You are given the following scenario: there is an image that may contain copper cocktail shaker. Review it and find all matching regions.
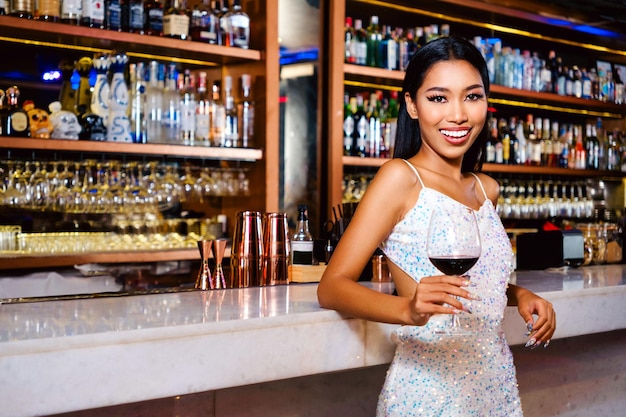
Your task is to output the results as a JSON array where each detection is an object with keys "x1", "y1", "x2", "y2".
[
  {"x1": 261, "y1": 212, "x2": 290, "y2": 285},
  {"x1": 230, "y1": 210, "x2": 263, "y2": 287}
]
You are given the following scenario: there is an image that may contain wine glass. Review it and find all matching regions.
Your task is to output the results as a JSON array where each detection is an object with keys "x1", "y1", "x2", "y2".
[{"x1": 426, "y1": 205, "x2": 481, "y2": 335}]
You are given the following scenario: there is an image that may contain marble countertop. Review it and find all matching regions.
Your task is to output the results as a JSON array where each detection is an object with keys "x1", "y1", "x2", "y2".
[{"x1": 1, "y1": 264, "x2": 625, "y2": 416}]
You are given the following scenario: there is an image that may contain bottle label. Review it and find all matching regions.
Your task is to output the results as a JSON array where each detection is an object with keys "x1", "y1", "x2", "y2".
[
  {"x1": 163, "y1": 14, "x2": 190, "y2": 37},
  {"x1": 148, "y1": 8, "x2": 163, "y2": 31},
  {"x1": 82, "y1": 0, "x2": 104, "y2": 21},
  {"x1": 39, "y1": 0, "x2": 60, "y2": 17},
  {"x1": 10, "y1": 112, "x2": 28, "y2": 132},
  {"x1": 292, "y1": 241, "x2": 314, "y2": 265},
  {"x1": 129, "y1": 3, "x2": 144, "y2": 30}
]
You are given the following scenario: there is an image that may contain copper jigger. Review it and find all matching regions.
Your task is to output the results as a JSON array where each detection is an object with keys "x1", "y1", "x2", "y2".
[
  {"x1": 261, "y1": 212, "x2": 290, "y2": 285},
  {"x1": 195, "y1": 240, "x2": 214, "y2": 290},
  {"x1": 212, "y1": 239, "x2": 227, "y2": 289},
  {"x1": 230, "y1": 210, "x2": 263, "y2": 288}
]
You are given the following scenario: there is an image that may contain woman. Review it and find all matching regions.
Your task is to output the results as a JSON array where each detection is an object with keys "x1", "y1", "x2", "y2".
[{"x1": 317, "y1": 35, "x2": 556, "y2": 416}]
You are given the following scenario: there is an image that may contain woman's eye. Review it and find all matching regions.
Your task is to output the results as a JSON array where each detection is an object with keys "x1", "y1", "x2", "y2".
[
  {"x1": 427, "y1": 95, "x2": 446, "y2": 103},
  {"x1": 467, "y1": 93, "x2": 484, "y2": 101}
]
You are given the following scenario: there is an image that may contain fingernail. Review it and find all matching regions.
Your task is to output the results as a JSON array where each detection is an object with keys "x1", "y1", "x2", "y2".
[
  {"x1": 544, "y1": 340, "x2": 551, "y2": 348},
  {"x1": 531, "y1": 342, "x2": 541, "y2": 350},
  {"x1": 467, "y1": 292, "x2": 482, "y2": 301},
  {"x1": 526, "y1": 321, "x2": 534, "y2": 332},
  {"x1": 525, "y1": 338, "x2": 536, "y2": 348}
]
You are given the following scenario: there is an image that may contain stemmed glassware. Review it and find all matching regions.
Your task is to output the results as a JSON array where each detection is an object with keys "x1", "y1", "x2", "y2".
[{"x1": 426, "y1": 205, "x2": 481, "y2": 335}]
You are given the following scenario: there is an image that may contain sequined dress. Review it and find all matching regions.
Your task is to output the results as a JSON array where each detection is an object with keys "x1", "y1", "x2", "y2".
[{"x1": 379, "y1": 161, "x2": 523, "y2": 416}]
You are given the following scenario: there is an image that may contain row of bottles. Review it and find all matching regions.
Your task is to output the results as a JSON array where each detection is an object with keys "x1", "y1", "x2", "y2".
[
  {"x1": 486, "y1": 113, "x2": 626, "y2": 172},
  {"x1": 343, "y1": 90, "x2": 399, "y2": 158},
  {"x1": 343, "y1": 15, "x2": 625, "y2": 105},
  {"x1": 0, "y1": 53, "x2": 256, "y2": 147},
  {"x1": 0, "y1": 0, "x2": 250, "y2": 48}
]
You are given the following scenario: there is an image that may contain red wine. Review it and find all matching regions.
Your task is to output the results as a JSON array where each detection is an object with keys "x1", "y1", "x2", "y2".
[{"x1": 429, "y1": 257, "x2": 478, "y2": 275}]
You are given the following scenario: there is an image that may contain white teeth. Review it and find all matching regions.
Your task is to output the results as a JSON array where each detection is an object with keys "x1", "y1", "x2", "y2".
[{"x1": 441, "y1": 129, "x2": 469, "y2": 138}]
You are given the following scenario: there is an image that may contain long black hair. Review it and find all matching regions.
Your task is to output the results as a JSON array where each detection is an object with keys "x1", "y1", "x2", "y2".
[{"x1": 393, "y1": 35, "x2": 490, "y2": 172}]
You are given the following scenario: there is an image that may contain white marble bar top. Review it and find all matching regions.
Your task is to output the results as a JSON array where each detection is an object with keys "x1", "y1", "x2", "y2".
[{"x1": 1, "y1": 264, "x2": 625, "y2": 417}]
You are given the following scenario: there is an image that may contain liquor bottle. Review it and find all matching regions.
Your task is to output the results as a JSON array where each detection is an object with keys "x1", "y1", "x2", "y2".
[
  {"x1": 3, "y1": 86, "x2": 30, "y2": 137},
  {"x1": 145, "y1": 61, "x2": 164, "y2": 142},
  {"x1": 0, "y1": 0, "x2": 5, "y2": 14},
  {"x1": 226, "y1": 0, "x2": 249, "y2": 49},
  {"x1": 9, "y1": 0, "x2": 34, "y2": 17},
  {"x1": 547, "y1": 50, "x2": 558, "y2": 94},
  {"x1": 572, "y1": 66, "x2": 583, "y2": 98},
  {"x1": 222, "y1": 75, "x2": 239, "y2": 147},
  {"x1": 344, "y1": 16, "x2": 356, "y2": 64},
  {"x1": 564, "y1": 66, "x2": 573, "y2": 97},
  {"x1": 238, "y1": 73, "x2": 254, "y2": 148},
  {"x1": 521, "y1": 50, "x2": 533, "y2": 91},
  {"x1": 352, "y1": 93, "x2": 368, "y2": 157},
  {"x1": 539, "y1": 59, "x2": 552, "y2": 93},
  {"x1": 107, "y1": 52, "x2": 132, "y2": 142},
  {"x1": 144, "y1": 0, "x2": 163, "y2": 35},
  {"x1": 541, "y1": 117, "x2": 553, "y2": 166},
  {"x1": 509, "y1": 117, "x2": 522, "y2": 164},
  {"x1": 291, "y1": 204, "x2": 314, "y2": 265},
  {"x1": 365, "y1": 15, "x2": 381, "y2": 67},
  {"x1": 485, "y1": 112, "x2": 498, "y2": 164},
  {"x1": 179, "y1": 68, "x2": 196, "y2": 145},
  {"x1": 209, "y1": 79, "x2": 225, "y2": 146},
  {"x1": 498, "y1": 118, "x2": 511, "y2": 164},
  {"x1": 353, "y1": 18, "x2": 367, "y2": 66},
  {"x1": 58, "y1": 59, "x2": 76, "y2": 112},
  {"x1": 0, "y1": 90, "x2": 6, "y2": 135},
  {"x1": 161, "y1": 63, "x2": 181, "y2": 143},
  {"x1": 367, "y1": 92, "x2": 381, "y2": 157},
  {"x1": 343, "y1": 93, "x2": 354, "y2": 156},
  {"x1": 81, "y1": 0, "x2": 105, "y2": 28},
  {"x1": 218, "y1": 0, "x2": 229, "y2": 46},
  {"x1": 126, "y1": 0, "x2": 144, "y2": 33},
  {"x1": 163, "y1": 0, "x2": 190, "y2": 40},
  {"x1": 106, "y1": 0, "x2": 122, "y2": 30},
  {"x1": 74, "y1": 56, "x2": 93, "y2": 117},
  {"x1": 90, "y1": 52, "x2": 110, "y2": 127},
  {"x1": 129, "y1": 62, "x2": 147, "y2": 143},
  {"x1": 190, "y1": 0, "x2": 218, "y2": 43},
  {"x1": 385, "y1": 90, "x2": 398, "y2": 155},
  {"x1": 194, "y1": 71, "x2": 210, "y2": 144},
  {"x1": 37, "y1": 0, "x2": 60, "y2": 21},
  {"x1": 581, "y1": 68, "x2": 592, "y2": 99},
  {"x1": 61, "y1": 0, "x2": 82, "y2": 24},
  {"x1": 584, "y1": 123, "x2": 599, "y2": 170},
  {"x1": 379, "y1": 25, "x2": 397, "y2": 71},
  {"x1": 525, "y1": 114, "x2": 541, "y2": 166},
  {"x1": 550, "y1": 120, "x2": 562, "y2": 167}
]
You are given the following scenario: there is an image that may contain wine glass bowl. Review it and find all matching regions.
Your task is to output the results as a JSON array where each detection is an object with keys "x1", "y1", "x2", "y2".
[{"x1": 426, "y1": 204, "x2": 481, "y2": 335}]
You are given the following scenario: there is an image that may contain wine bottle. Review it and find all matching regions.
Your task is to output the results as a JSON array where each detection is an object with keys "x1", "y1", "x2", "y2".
[
  {"x1": 343, "y1": 93, "x2": 354, "y2": 156},
  {"x1": 353, "y1": 94, "x2": 368, "y2": 157}
]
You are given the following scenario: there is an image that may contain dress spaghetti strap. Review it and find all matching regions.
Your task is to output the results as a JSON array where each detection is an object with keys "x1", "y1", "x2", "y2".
[
  {"x1": 469, "y1": 172, "x2": 489, "y2": 202},
  {"x1": 401, "y1": 159, "x2": 425, "y2": 188}
]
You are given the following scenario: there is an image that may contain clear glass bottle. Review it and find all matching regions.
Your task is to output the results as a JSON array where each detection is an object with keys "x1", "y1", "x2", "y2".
[
  {"x1": 238, "y1": 73, "x2": 254, "y2": 148},
  {"x1": 3, "y1": 86, "x2": 30, "y2": 137},
  {"x1": 209, "y1": 79, "x2": 225, "y2": 146},
  {"x1": 161, "y1": 63, "x2": 181, "y2": 143},
  {"x1": 222, "y1": 75, "x2": 238, "y2": 147},
  {"x1": 179, "y1": 68, "x2": 196, "y2": 145},
  {"x1": 129, "y1": 62, "x2": 147, "y2": 143},
  {"x1": 226, "y1": 0, "x2": 249, "y2": 49},
  {"x1": 145, "y1": 61, "x2": 164, "y2": 143},
  {"x1": 291, "y1": 204, "x2": 314, "y2": 265},
  {"x1": 163, "y1": 0, "x2": 190, "y2": 40},
  {"x1": 81, "y1": 0, "x2": 105, "y2": 28},
  {"x1": 194, "y1": 71, "x2": 210, "y2": 144}
]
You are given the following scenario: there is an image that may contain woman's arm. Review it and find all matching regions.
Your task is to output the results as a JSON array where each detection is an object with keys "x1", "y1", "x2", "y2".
[
  {"x1": 317, "y1": 160, "x2": 477, "y2": 326},
  {"x1": 507, "y1": 284, "x2": 557, "y2": 346}
]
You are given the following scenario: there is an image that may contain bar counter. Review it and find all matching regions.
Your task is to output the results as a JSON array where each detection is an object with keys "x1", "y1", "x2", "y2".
[{"x1": 1, "y1": 264, "x2": 626, "y2": 416}]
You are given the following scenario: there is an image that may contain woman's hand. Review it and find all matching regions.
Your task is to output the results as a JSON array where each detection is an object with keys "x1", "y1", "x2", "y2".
[
  {"x1": 513, "y1": 287, "x2": 557, "y2": 348},
  {"x1": 408, "y1": 275, "x2": 477, "y2": 326}
]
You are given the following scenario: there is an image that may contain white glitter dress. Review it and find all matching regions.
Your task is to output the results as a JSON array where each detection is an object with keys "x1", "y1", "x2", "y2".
[{"x1": 379, "y1": 161, "x2": 523, "y2": 417}]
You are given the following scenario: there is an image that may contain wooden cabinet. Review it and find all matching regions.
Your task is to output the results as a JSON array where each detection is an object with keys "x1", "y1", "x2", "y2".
[
  {"x1": 0, "y1": 1, "x2": 279, "y2": 270},
  {"x1": 324, "y1": 0, "x2": 626, "y2": 218}
]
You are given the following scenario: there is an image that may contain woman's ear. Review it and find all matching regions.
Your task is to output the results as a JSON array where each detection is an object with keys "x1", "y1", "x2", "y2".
[{"x1": 404, "y1": 92, "x2": 418, "y2": 119}]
